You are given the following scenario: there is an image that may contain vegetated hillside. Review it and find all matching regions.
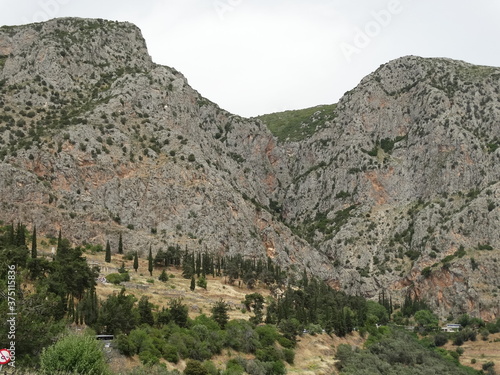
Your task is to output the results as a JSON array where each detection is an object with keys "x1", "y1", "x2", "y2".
[
  {"x1": 0, "y1": 18, "x2": 499, "y2": 321},
  {"x1": 256, "y1": 104, "x2": 337, "y2": 142}
]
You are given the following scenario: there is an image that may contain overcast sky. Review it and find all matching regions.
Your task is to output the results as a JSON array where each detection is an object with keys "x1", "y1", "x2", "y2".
[{"x1": 1, "y1": 0, "x2": 499, "y2": 117}]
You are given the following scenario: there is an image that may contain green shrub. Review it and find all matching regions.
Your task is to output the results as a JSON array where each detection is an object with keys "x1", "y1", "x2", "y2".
[
  {"x1": 117, "y1": 333, "x2": 137, "y2": 356},
  {"x1": 106, "y1": 272, "x2": 130, "y2": 284},
  {"x1": 163, "y1": 344, "x2": 179, "y2": 363},
  {"x1": 256, "y1": 346, "x2": 282, "y2": 362},
  {"x1": 269, "y1": 360, "x2": 286, "y2": 375},
  {"x1": 433, "y1": 333, "x2": 448, "y2": 347},
  {"x1": 421, "y1": 267, "x2": 432, "y2": 278},
  {"x1": 123, "y1": 251, "x2": 135, "y2": 260},
  {"x1": 202, "y1": 360, "x2": 219, "y2": 375},
  {"x1": 282, "y1": 348, "x2": 295, "y2": 364},
  {"x1": 139, "y1": 350, "x2": 160, "y2": 366},
  {"x1": 224, "y1": 358, "x2": 245, "y2": 375},
  {"x1": 159, "y1": 269, "x2": 168, "y2": 282},
  {"x1": 482, "y1": 361, "x2": 495, "y2": 371},
  {"x1": 185, "y1": 359, "x2": 209, "y2": 375},
  {"x1": 40, "y1": 333, "x2": 109, "y2": 375},
  {"x1": 255, "y1": 325, "x2": 279, "y2": 347},
  {"x1": 276, "y1": 335, "x2": 294, "y2": 349}
]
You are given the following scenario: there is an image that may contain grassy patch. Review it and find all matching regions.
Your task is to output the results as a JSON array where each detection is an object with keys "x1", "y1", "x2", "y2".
[{"x1": 257, "y1": 104, "x2": 337, "y2": 142}]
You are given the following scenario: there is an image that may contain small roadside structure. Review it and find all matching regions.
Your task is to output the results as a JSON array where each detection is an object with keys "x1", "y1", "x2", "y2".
[
  {"x1": 441, "y1": 324, "x2": 461, "y2": 332},
  {"x1": 96, "y1": 335, "x2": 114, "y2": 349}
]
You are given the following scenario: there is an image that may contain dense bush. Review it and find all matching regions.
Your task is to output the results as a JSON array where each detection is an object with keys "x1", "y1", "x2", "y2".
[
  {"x1": 434, "y1": 333, "x2": 448, "y2": 347},
  {"x1": 40, "y1": 333, "x2": 109, "y2": 375},
  {"x1": 105, "y1": 272, "x2": 130, "y2": 284},
  {"x1": 335, "y1": 328, "x2": 480, "y2": 375}
]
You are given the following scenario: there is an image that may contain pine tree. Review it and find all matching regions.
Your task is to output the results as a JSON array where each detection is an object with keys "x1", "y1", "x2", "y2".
[
  {"x1": 138, "y1": 296, "x2": 155, "y2": 326},
  {"x1": 118, "y1": 233, "x2": 123, "y2": 254},
  {"x1": 159, "y1": 269, "x2": 168, "y2": 282},
  {"x1": 211, "y1": 299, "x2": 229, "y2": 329},
  {"x1": 105, "y1": 240, "x2": 111, "y2": 263},
  {"x1": 31, "y1": 225, "x2": 37, "y2": 259},
  {"x1": 196, "y1": 275, "x2": 207, "y2": 290},
  {"x1": 190, "y1": 276, "x2": 195, "y2": 291},
  {"x1": 148, "y1": 246, "x2": 153, "y2": 276},
  {"x1": 133, "y1": 252, "x2": 138, "y2": 272}
]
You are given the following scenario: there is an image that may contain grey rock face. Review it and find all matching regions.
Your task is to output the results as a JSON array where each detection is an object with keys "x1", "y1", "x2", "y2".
[{"x1": 0, "y1": 19, "x2": 499, "y2": 319}]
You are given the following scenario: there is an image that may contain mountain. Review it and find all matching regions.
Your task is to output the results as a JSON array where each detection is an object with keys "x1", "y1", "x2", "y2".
[{"x1": 1, "y1": 17, "x2": 499, "y2": 320}]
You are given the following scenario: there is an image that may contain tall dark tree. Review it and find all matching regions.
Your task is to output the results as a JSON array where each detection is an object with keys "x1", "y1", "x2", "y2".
[
  {"x1": 56, "y1": 229, "x2": 62, "y2": 254},
  {"x1": 97, "y1": 288, "x2": 138, "y2": 334},
  {"x1": 148, "y1": 246, "x2": 153, "y2": 276},
  {"x1": 195, "y1": 252, "x2": 202, "y2": 277},
  {"x1": 133, "y1": 252, "x2": 138, "y2": 272},
  {"x1": 182, "y1": 252, "x2": 194, "y2": 279},
  {"x1": 245, "y1": 293, "x2": 265, "y2": 325},
  {"x1": 15, "y1": 222, "x2": 26, "y2": 248},
  {"x1": 80, "y1": 286, "x2": 99, "y2": 326},
  {"x1": 211, "y1": 299, "x2": 229, "y2": 329},
  {"x1": 48, "y1": 241, "x2": 97, "y2": 310},
  {"x1": 31, "y1": 225, "x2": 37, "y2": 259},
  {"x1": 301, "y1": 268, "x2": 309, "y2": 288},
  {"x1": 105, "y1": 240, "x2": 111, "y2": 263},
  {"x1": 138, "y1": 296, "x2": 155, "y2": 326},
  {"x1": 169, "y1": 298, "x2": 188, "y2": 328},
  {"x1": 118, "y1": 233, "x2": 123, "y2": 254},
  {"x1": 7, "y1": 222, "x2": 15, "y2": 245},
  {"x1": 190, "y1": 275, "x2": 196, "y2": 291}
]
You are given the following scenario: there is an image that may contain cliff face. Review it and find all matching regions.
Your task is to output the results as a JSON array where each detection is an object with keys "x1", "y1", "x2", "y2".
[{"x1": 1, "y1": 18, "x2": 499, "y2": 319}]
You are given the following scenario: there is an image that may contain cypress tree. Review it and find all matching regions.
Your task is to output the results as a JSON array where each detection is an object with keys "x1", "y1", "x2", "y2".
[
  {"x1": 182, "y1": 252, "x2": 194, "y2": 279},
  {"x1": 148, "y1": 246, "x2": 153, "y2": 276},
  {"x1": 31, "y1": 225, "x2": 37, "y2": 259},
  {"x1": 190, "y1": 276, "x2": 195, "y2": 291},
  {"x1": 118, "y1": 233, "x2": 123, "y2": 254},
  {"x1": 68, "y1": 297, "x2": 75, "y2": 323},
  {"x1": 56, "y1": 229, "x2": 62, "y2": 254},
  {"x1": 195, "y1": 252, "x2": 201, "y2": 277},
  {"x1": 15, "y1": 222, "x2": 26, "y2": 247},
  {"x1": 302, "y1": 268, "x2": 309, "y2": 288},
  {"x1": 7, "y1": 223, "x2": 15, "y2": 246},
  {"x1": 133, "y1": 252, "x2": 138, "y2": 272},
  {"x1": 105, "y1": 240, "x2": 111, "y2": 263}
]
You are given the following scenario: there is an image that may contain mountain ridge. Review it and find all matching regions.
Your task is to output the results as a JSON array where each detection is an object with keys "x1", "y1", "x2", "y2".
[{"x1": 1, "y1": 18, "x2": 499, "y2": 320}]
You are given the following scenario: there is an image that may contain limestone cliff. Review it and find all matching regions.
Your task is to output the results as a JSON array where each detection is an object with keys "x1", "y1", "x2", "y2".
[{"x1": 0, "y1": 18, "x2": 499, "y2": 320}]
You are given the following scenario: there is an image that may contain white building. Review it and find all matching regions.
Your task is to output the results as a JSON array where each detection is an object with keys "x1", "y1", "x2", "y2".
[{"x1": 441, "y1": 324, "x2": 461, "y2": 332}]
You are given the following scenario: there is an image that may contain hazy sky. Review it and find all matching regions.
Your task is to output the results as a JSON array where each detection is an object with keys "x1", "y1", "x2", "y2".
[{"x1": 1, "y1": 0, "x2": 499, "y2": 117}]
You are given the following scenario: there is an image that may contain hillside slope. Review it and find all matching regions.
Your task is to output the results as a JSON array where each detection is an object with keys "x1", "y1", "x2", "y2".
[{"x1": 0, "y1": 18, "x2": 499, "y2": 320}]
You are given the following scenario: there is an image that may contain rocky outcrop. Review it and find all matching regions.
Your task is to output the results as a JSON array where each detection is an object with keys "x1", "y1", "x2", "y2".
[{"x1": 0, "y1": 18, "x2": 499, "y2": 320}]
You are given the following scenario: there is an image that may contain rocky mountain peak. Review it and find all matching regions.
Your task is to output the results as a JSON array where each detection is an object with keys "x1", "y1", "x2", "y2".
[
  {"x1": 0, "y1": 18, "x2": 152, "y2": 91},
  {"x1": 1, "y1": 18, "x2": 499, "y2": 320}
]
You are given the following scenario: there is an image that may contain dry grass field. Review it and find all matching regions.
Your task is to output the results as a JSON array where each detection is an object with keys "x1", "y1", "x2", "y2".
[
  {"x1": 87, "y1": 251, "x2": 269, "y2": 321},
  {"x1": 444, "y1": 333, "x2": 500, "y2": 372}
]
